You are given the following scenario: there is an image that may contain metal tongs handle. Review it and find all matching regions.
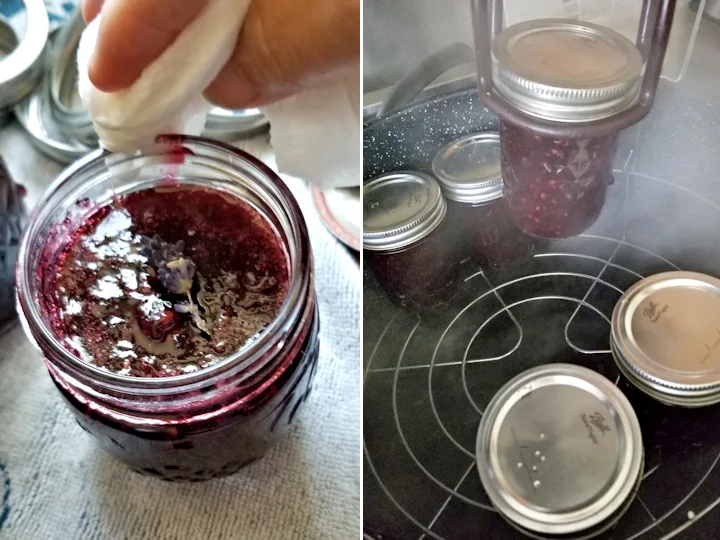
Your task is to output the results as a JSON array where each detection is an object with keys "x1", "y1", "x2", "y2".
[{"x1": 470, "y1": 0, "x2": 677, "y2": 137}]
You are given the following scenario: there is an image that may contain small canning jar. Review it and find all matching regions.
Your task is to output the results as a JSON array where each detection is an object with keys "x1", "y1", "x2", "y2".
[
  {"x1": 491, "y1": 19, "x2": 643, "y2": 238},
  {"x1": 16, "y1": 136, "x2": 319, "y2": 481},
  {"x1": 363, "y1": 172, "x2": 461, "y2": 311},
  {"x1": 432, "y1": 132, "x2": 535, "y2": 268}
]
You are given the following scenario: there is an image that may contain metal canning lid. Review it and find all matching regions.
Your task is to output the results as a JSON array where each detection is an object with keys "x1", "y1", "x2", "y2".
[
  {"x1": 203, "y1": 107, "x2": 269, "y2": 140},
  {"x1": 611, "y1": 272, "x2": 720, "y2": 399},
  {"x1": 492, "y1": 19, "x2": 643, "y2": 123},
  {"x1": 431, "y1": 132, "x2": 503, "y2": 204},
  {"x1": 476, "y1": 364, "x2": 643, "y2": 535},
  {"x1": 612, "y1": 340, "x2": 720, "y2": 408},
  {"x1": 0, "y1": 0, "x2": 48, "y2": 109},
  {"x1": 363, "y1": 172, "x2": 446, "y2": 252}
]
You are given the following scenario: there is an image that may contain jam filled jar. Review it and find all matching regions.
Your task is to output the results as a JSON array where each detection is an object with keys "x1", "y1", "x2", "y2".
[
  {"x1": 16, "y1": 137, "x2": 319, "y2": 481},
  {"x1": 432, "y1": 132, "x2": 535, "y2": 268},
  {"x1": 491, "y1": 19, "x2": 643, "y2": 238},
  {"x1": 364, "y1": 172, "x2": 461, "y2": 311}
]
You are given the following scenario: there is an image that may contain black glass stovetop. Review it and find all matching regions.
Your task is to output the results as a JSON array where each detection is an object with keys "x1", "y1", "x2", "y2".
[{"x1": 363, "y1": 165, "x2": 720, "y2": 539}]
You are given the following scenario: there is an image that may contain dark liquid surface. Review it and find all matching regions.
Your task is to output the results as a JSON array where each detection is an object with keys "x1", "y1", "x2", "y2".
[{"x1": 41, "y1": 184, "x2": 289, "y2": 377}]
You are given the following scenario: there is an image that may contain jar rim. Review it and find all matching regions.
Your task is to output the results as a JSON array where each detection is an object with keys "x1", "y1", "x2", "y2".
[
  {"x1": 492, "y1": 18, "x2": 643, "y2": 123},
  {"x1": 16, "y1": 135, "x2": 313, "y2": 395}
]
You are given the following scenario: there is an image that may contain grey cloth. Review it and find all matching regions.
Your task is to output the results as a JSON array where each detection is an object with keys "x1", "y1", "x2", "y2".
[{"x1": 0, "y1": 125, "x2": 360, "y2": 540}]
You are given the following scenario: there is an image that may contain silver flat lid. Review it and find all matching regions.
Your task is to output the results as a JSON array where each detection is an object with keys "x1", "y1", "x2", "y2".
[
  {"x1": 431, "y1": 132, "x2": 503, "y2": 204},
  {"x1": 612, "y1": 271, "x2": 720, "y2": 397},
  {"x1": 476, "y1": 364, "x2": 643, "y2": 535},
  {"x1": 492, "y1": 19, "x2": 643, "y2": 122},
  {"x1": 363, "y1": 172, "x2": 446, "y2": 252}
]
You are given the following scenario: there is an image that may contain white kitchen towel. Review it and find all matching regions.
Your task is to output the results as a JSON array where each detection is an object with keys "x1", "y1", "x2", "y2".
[
  {"x1": 0, "y1": 127, "x2": 361, "y2": 539},
  {"x1": 77, "y1": 0, "x2": 361, "y2": 190}
]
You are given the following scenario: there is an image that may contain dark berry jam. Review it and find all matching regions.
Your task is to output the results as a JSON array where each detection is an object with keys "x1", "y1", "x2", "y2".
[
  {"x1": 50, "y1": 305, "x2": 318, "y2": 480},
  {"x1": 445, "y1": 198, "x2": 535, "y2": 269},
  {"x1": 500, "y1": 122, "x2": 616, "y2": 239},
  {"x1": 40, "y1": 185, "x2": 288, "y2": 377},
  {"x1": 365, "y1": 220, "x2": 463, "y2": 312}
]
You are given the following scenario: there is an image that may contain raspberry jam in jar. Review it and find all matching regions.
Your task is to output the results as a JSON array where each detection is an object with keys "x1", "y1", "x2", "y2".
[
  {"x1": 363, "y1": 172, "x2": 460, "y2": 311},
  {"x1": 17, "y1": 137, "x2": 318, "y2": 480},
  {"x1": 501, "y1": 123, "x2": 617, "y2": 239},
  {"x1": 491, "y1": 19, "x2": 643, "y2": 238},
  {"x1": 432, "y1": 132, "x2": 535, "y2": 268}
]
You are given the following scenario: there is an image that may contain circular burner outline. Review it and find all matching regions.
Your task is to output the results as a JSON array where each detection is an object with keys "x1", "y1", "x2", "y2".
[{"x1": 364, "y1": 171, "x2": 720, "y2": 539}]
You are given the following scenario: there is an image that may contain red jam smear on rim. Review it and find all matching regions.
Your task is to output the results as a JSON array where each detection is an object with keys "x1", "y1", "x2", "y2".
[
  {"x1": 41, "y1": 184, "x2": 289, "y2": 377},
  {"x1": 500, "y1": 122, "x2": 616, "y2": 239}
]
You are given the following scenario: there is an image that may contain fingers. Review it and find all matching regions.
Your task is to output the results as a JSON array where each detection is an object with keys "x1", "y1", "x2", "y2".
[
  {"x1": 205, "y1": 0, "x2": 360, "y2": 109},
  {"x1": 87, "y1": 0, "x2": 207, "y2": 92},
  {"x1": 82, "y1": 0, "x2": 104, "y2": 22}
]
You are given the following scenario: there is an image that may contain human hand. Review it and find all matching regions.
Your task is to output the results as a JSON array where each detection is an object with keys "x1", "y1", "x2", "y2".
[{"x1": 82, "y1": 0, "x2": 360, "y2": 108}]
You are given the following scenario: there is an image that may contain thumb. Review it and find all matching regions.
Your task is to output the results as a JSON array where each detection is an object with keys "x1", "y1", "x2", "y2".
[{"x1": 88, "y1": 0, "x2": 207, "y2": 92}]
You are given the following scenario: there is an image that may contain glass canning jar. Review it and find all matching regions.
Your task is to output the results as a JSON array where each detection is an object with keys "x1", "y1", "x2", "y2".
[
  {"x1": 432, "y1": 132, "x2": 535, "y2": 268},
  {"x1": 491, "y1": 19, "x2": 643, "y2": 238},
  {"x1": 16, "y1": 136, "x2": 319, "y2": 481},
  {"x1": 363, "y1": 172, "x2": 462, "y2": 312}
]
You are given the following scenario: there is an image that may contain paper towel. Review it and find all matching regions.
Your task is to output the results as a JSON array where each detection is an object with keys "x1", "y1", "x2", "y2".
[{"x1": 77, "y1": 0, "x2": 360, "y2": 190}]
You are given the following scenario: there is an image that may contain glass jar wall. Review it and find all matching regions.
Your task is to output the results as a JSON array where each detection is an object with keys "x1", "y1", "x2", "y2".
[
  {"x1": 500, "y1": 123, "x2": 616, "y2": 238},
  {"x1": 16, "y1": 137, "x2": 318, "y2": 480}
]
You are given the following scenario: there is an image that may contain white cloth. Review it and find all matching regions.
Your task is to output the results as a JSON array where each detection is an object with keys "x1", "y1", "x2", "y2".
[
  {"x1": 77, "y1": 0, "x2": 360, "y2": 190},
  {"x1": 77, "y1": 0, "x2": 250, "y2": 152},
  {"x1": 264, "y1": 68, "x2": 361, "y2": 190},
  {"x1": 0, "y1": 126, "x2": 361, "y2": 540}
]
